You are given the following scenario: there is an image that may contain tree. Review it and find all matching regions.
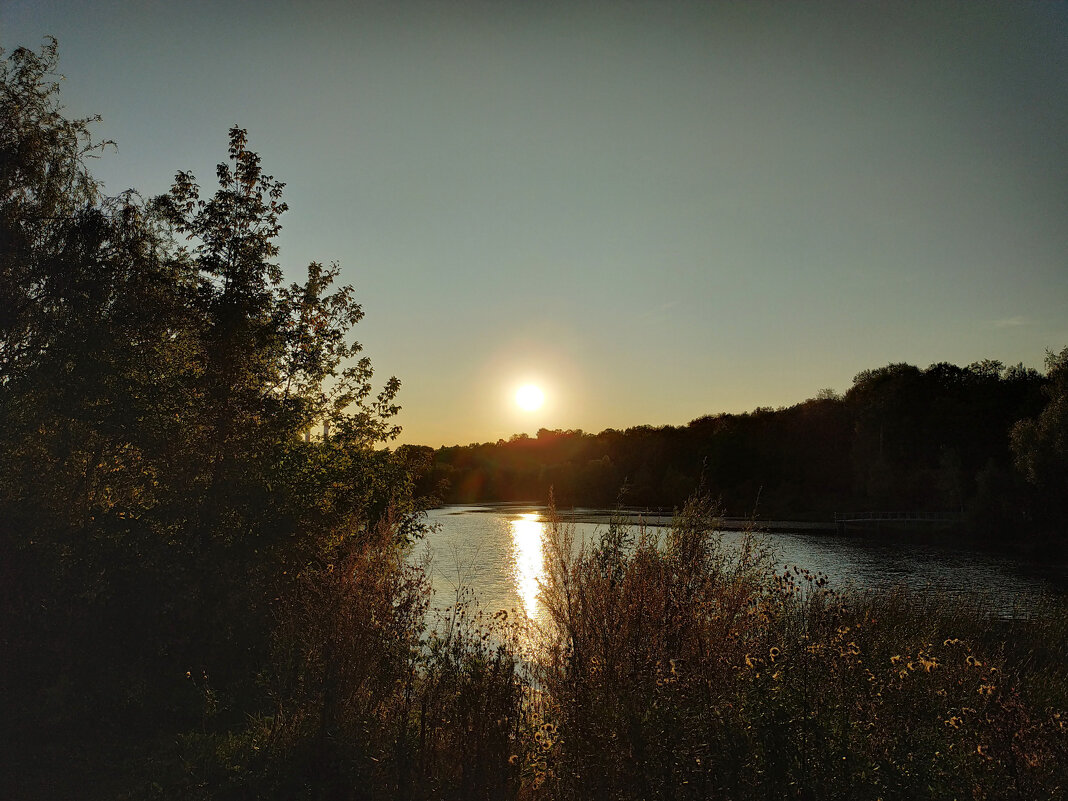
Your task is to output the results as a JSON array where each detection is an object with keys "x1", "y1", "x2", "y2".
[
  {"x1": 157, "y1": 129, "x2": 400, "y2": 452},
  {"x1": 1011, "y1": 347, "x2": 1068, "y2": 533},
  {"x1": 0, "y1": 38, "x2": 184, "y2": 541},
  {"x1": 145, "y1": 127, "x2": 409, "y2": 574},
  {"x1": 0, "y1": 41, "x2": 215, "y2": 772},
  {"x1": 0, "y1": 41, "x2": 418, "y2": 780},
  {"x1": 0, "y1": 37, "x2": 110, "y2": 379}
]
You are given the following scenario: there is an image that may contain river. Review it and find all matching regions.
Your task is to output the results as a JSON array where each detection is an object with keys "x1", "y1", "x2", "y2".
[{"x1": 418, "y1": 504, "x2": 1067, "y2": 624}]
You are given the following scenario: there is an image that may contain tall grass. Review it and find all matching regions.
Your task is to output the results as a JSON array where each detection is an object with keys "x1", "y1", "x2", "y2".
[{"x1": 532, "y1": 496, "x2": 1068, "y2": 800}]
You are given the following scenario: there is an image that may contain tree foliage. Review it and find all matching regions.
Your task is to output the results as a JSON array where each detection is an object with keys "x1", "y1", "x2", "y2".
[
  {"x1": 1011, "y1": 347, "x2": 1068, "y2": 529},
  {"x1": 0, "y1": 40, "x2": 418, "y2": 798}
]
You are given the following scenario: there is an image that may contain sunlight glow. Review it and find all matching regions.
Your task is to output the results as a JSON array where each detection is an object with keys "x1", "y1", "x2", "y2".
[
  {"x1": 509, "y1": 513, "x2": 546, "y2": 618},
  {"x1": 515, "y1": 384, "x2": 545, "y2": 411}
]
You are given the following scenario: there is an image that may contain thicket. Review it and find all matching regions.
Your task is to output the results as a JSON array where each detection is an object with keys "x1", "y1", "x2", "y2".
[{"x1": 3, "y1": 40, "x2": 1065, "y2": 800}]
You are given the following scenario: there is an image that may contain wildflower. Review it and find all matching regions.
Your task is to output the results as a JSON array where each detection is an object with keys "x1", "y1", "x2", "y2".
[
  {"x1": 966, "y1": 655, "x2": 982, "y2": 668},
  {"x1": 890, "y1": 655, "x2": 902, "y2": 664},
  {"x1": 769, "y1": 647, "x2": 780, "y2": 662},
  {"x1": 945, "y1": 716, "x2": 962, "y2": 729}
]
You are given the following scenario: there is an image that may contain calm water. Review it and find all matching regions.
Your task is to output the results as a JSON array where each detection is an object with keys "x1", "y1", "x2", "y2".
[{"x1": 418, "y1": 505, "x2": 1067, "y2": 623}]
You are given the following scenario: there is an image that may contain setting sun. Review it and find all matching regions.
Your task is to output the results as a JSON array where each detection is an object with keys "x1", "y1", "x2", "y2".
[{"x1": 515, "y1": 384, "x2": 545, "y2": 411}]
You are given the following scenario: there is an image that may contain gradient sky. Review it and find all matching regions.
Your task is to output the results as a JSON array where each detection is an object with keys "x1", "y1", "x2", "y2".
[{"x1": 3, "y1": 1, "x2": 1066, "y2": 446}]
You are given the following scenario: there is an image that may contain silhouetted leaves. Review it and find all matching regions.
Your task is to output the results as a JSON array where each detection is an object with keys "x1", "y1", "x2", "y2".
[{"x1": 0, "y1": 40, "x2": 417, "y2": 800}]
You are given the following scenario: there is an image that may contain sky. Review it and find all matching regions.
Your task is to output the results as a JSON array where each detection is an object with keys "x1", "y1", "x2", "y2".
[{"x1": 3, "y1": 1, "x2": 1067, "y2": 447}]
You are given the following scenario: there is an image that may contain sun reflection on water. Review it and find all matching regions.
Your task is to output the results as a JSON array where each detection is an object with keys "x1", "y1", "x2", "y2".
[{"x1": 510, "y1": 513, "x2": 546, "y2": 619}]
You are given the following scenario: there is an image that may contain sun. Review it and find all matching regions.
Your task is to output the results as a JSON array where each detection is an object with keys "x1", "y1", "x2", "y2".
[{"x1": 515, "y1": 384, "x2": 545, "y2": 411}]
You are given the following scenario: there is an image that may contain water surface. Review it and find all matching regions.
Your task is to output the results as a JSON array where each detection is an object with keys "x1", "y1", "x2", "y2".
[{"x1": 419, "y1": 505, "x2": 1067, "y2": 624}]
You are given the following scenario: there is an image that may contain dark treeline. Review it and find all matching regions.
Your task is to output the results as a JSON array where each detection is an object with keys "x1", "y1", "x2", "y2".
[{"x1": 416, "y1": 356, "x2": 1068, "y2": 546}]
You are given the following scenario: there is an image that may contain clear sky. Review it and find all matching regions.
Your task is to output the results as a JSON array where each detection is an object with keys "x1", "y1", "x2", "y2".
[{"x1": 3, "y1": 1, "x2": 1066, "y2": 447}]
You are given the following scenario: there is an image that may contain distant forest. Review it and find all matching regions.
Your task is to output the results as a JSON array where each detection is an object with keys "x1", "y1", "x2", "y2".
[{"x1": 414, "y1": 356, "x2": 1068, "y2": 544}]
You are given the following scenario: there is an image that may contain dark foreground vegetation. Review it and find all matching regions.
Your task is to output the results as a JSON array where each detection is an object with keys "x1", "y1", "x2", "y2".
[{"x1": 3, "y1": 41, "x2": 1066, "y2": 800}]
